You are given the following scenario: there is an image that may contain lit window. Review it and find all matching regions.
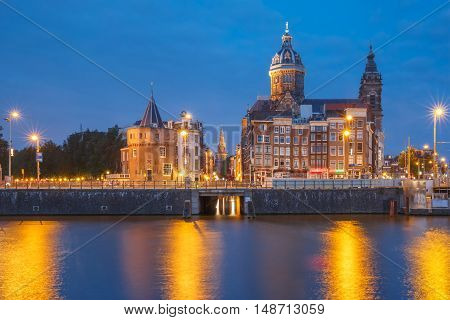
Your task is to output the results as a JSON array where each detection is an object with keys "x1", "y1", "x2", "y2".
[
  {"x1": 280, "y1": 126, "x2": 285, "y2": 134},
  {"x1": 330, "y1": 132, "x2": 336, "y2": 141},
  {"x1": 163, "y1": 163, "x2": 172, "y2": 176},
  {"x1": 160, "y1": 146, "x2": 166, "y2": 158},
  {"x1": 132, "y1": 149, "x2": 137, "y2": 158},
  {"x1": 274, "y1": 147, "x2": 279, "y2": 155},
  {"x1": 257, "y1": 135, "x2": 263, "y2": 143}
]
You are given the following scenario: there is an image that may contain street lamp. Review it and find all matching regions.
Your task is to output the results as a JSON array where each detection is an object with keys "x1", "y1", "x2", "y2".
[
  {"x1": 4, "y1": 110, "x2": 20, "y2": 181},
  {"x1": 180, "y1": 130, "x2": 188, "y2": 181},
  {"x1": 343, "y1": 129, "x2": 350, "y2": 179},
  {"x1": 29, "y1": 133, "x2": 41, "y2": 181},
  {"x1": 431, "y1": 104, "x2": 447, "y2": 182}
]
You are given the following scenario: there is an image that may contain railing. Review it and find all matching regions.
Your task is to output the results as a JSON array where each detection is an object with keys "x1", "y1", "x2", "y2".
[{"x1": 0, "y1": 179, "x2": 404, "y2": 190}]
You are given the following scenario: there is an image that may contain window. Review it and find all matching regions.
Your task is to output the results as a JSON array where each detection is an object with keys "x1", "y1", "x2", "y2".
[
  {"x1": 255, "y1": 156, "x2": 262, "y2": 165},
  {"x1": 154, "y1": 133, "x2": 160, "y2": 141},
  {"x1": 285, "y1": 158, "x2": 291, "y2": 168},
  {"x1": 286, "y1": 126, "x2": 291, "y2": 134},
  {"x1": 357, "y1": 142, "x2": 363, "y2": 153},
  {"x1": 322, "y1": 133, "x2": 327, "y2": 141},
  {"x1": 280, "y1": 147, "x2": 285, "y2": 156},
  {"x1": 160, "y1": 146, "x2": 166, "y2": 158},
  {"x1": 294, "y1": 159, "x2": 299, "y2": 169},
  {"x1": 357, "y1": 155, "x2": 363, "y2": 165},
  {"x1": 139, "y1": 133, "x2": 143, "y2": 139},
  {"x1": 274, "y1": 158, "x2": 279, "y2": 168},
  {"x1": 357, "y1": 120, "x2": 364, "y2": 128},
  {"x1": 302, "y1": 159, "x2": 307, "y2": 168},
  {"x1": 330, "y1": 146, "x2": 336, "y2": 156},
  {"x1": 298, "y1": 129, "x2": 303, "y2": 135},
  {"x1": 194, "y1": 134, "x2": 199, "y2": 143},
  {"x1": 195, "y1": 146, "x2": 199, "y2": 156},
  {"x1": 330, "y1": 132, "x2": 336, "y2": 141},
  {"x1": 274, "y1": 126, "x2": 279, "y2": 133},
  {"x1": 294, "y1": 147, "x2": 299, "y2": 156},
  {"x1": 255, "y1": 145, "x2": 262, "y2": 154},
  {"x1": 264, "y1": 145, "x2": 271, "y2": 154},
  {"x1": 338, "y1": 123, "x2": 344, "y2": 130},
  {"x1": 286, "y1": 148, "x2": 290, "y2": 156},
  {"x1": 338, "y1": 133, "x2": 343, "y2": 141},
  {"x1": 274, "y1": 136, "x2": 279, "y2": 144},
  {"x1": 310, "y1": 133, "x2": 316, "y2": 141},
  {"x1": 301, "y1": 147, "x2": 308, "y2": 156},
  {"x1": 264, "y1": 136, "x2": 270, "y2": 143},
  {"x1": 132, "y1": 149, "x2": 137, "y2": 158},
  {"x1": 257, "y1": 135, "x2": 263, "y2": 143},
  {"x1": 274, "y1": 147, "x2": 279, "y2": 155},
  {"x1": 293, "y1": 136, "x2": 299, "y2": 144},
  {"x1": 337, "y1": 160, "x2": 344, "y2": 170},
  {"x1": 330, "y1": 160, "x2": 336, "y2": 169},
  {"x1": 279, "y1": 136, "x2": 285, "y2": 144},
  {"x1": 349, "y1": 156, "x2": 354, "y2": 165},
  {"x1": 357, "y1": 131, "x2": 363, "y2": 140},
  {"x1": 322, "y1": 144, "x2": 327, "y2": 154},
  {"x1": 338, "y1": 146, "x2": 343, "y2": 156},
  {"x1": 259, "y1": 124, "x2": 267, "y2": 131},
  {"x1": 286, "y1": 136, "x2": 291, "y2": 144},
  {"x1": 330, "y1": 122, "x2": 336, "y2": 129},
  {"x1": 302, "y1": 137, "x2": 308, "y2": 145},
  {"x1": 163, "y1": 163, "x2": 172, "y2": 176},
  {"x1": 280, "y1": 126, "x2": 285, "y2": 134},
  {"x1": 264, "y1": 155, "x2": 271, "y2": 166},
  {"x1": 195, "y1": 159, "x2": 200, "y2": 170}
]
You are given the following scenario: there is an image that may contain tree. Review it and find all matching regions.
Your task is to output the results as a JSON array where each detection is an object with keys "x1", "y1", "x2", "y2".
[{"x1": 0, "y1": 125, "x2": 8, "y2": 179}]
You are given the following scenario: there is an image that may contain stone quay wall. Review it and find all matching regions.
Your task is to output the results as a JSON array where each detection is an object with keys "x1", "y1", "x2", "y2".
[{"x1": 0, "y1": 188, "x2": 403, "y2": 215}]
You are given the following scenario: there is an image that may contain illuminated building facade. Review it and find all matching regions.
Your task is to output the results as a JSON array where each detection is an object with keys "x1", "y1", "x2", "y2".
[
  {"x1": 215, "y1": 129, "x2": 228, "y2": 178},
  {"x1": 241, "y1": 24, "x2": 384, "y2": 182},
  {"x1": 121, "y1": 96, "x2": 206, "y2": 181}
]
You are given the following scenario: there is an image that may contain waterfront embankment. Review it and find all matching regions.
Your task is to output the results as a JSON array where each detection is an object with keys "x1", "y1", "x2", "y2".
[{"x1": 0, "y1": 188, "x2": 404, "y2": 215}]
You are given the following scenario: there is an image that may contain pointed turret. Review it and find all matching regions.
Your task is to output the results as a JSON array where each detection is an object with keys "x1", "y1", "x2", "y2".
[
  {"x1": 359, "y1": 45, "x2": 382, "y2": 131},
  {"x1": 140, "y1": 94, "x2": 164, "y2": 128},
  {"x1": 217, "y1": 129, "x2": 227, "y2": 155}
]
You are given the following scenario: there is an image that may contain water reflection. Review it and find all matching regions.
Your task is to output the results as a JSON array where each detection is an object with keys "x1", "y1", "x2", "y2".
[
  {"x1": 320, "y1": 221, "x2": 376, "y2": 299},
  {"x1": 0, "y1": 222, "x2": 61, "y2": 299},
  {"x1": 163, "y1": 220, "x2": 222, "y2": 299},
  {"x1": 407, "y1": 229, "x2": 450, "y2": 299},
  {"x1": 216, "y1": 196, "x2": 241, "y2": 216}
]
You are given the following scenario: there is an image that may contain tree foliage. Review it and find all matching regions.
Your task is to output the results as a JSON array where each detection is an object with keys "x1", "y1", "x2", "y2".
[{"x1": 6, "y1": 126, "x2": 125, "y2": 179}]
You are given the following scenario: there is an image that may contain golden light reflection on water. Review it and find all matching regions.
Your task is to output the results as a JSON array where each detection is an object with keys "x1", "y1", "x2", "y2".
[
  {"x1": 0, "y1": 222, "x2": 61, "y2": 299},
  {"x1": 407, "y1": 229, "x2": 450, "y2": 299},
  {"x1": 321, "y1": 221, "x2": 376, "y2": 299},
  {"x1": 163, "y1": 220, "x2": 221, "y2": 299}
]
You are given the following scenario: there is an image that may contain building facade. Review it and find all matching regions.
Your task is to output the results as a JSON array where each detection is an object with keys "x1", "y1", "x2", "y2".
[
  {"x1": 215, "y1": 129, "x2": 228, "y2": 178},
  {"x1": 241, "y1": 24, "x2": 384, "y2": 182},
  {"x1": 121, "y1": 97, "x2": 206, "y2": 182}
]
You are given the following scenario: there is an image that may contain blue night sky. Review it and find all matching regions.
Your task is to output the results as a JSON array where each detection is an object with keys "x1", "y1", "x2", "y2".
[{"x1": 0, "y1": 0, "x2": 449, "y2": 158}]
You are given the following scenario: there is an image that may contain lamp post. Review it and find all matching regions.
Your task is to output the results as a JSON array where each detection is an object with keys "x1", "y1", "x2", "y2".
[
  {"x1": 343, "y1": 129, "x2": 350, "y2": 179},
  {"x1": 180, "y1": 130, "x2": 188, "y2": 181},
  {"x1": 4, "y1": 110, "x2": 20, "y2": 180},
  {"x1": 432, "y1": 104, "x2": 447, "y2": 184},
  {"x1": 30, "y1": 134, "x2": 40, "y2": 181}
]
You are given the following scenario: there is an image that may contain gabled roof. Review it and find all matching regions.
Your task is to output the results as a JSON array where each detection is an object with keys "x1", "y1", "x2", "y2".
[{"x1": 140, "y1": 95, "x2": 164, "y2": 128}]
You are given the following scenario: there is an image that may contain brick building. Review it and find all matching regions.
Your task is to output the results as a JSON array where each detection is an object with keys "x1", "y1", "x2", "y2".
[{"x1": 241, "y1": 24, "x2": 384, "y2": 182}]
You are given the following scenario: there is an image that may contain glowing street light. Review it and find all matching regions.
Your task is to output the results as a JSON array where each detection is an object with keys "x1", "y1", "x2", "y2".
[
  {"x1": 423, "y1": 144, "x2": 429, "y2": 150},
  {"x1": 29, "y1": 133, "x2": 41, "y2": 181},
  {"x1": 4, "y1": 109, "x2": 21, "y2": 181},
  {"x1": 431, "y1": 103, "x2": 448, "y2": 181}
]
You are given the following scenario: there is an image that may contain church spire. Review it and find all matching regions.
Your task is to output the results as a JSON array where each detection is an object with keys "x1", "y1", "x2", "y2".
[
  {"x1": 364, "y1": 44, "x2": 378, "y2": 73},
  {"x1": 140, "y1": 86, "x2": 164, "y2": 128},
  {"x1": 217, "y1": 128, "x2": 227, "y2": 155}
]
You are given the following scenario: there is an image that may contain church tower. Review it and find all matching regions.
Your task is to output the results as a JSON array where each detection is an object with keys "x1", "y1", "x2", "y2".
[
  {"x1": 269, "y1": 22, "x2": 305, "y2": 102},
  {"x1": 216, "y1": 129, "x2": 228, "y2": 178},
  {"x1": 359, "y1": 45, "x2": 383, "y2": 131}
]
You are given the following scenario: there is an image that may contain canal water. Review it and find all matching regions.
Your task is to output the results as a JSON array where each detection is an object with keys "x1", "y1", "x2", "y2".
[{"x1": 0, "y1": 215, "x2": 448, "y2": 300}]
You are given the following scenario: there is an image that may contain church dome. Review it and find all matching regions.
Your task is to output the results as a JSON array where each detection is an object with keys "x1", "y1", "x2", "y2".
[{"x1": 270, "y1": 22, "x2": 304, "y2": 73}]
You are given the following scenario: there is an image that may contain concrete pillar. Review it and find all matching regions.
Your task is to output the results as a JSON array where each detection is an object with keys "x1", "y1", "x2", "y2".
[{"x1": 191, "y1": 190, "x2": 199, "y2": 215}]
